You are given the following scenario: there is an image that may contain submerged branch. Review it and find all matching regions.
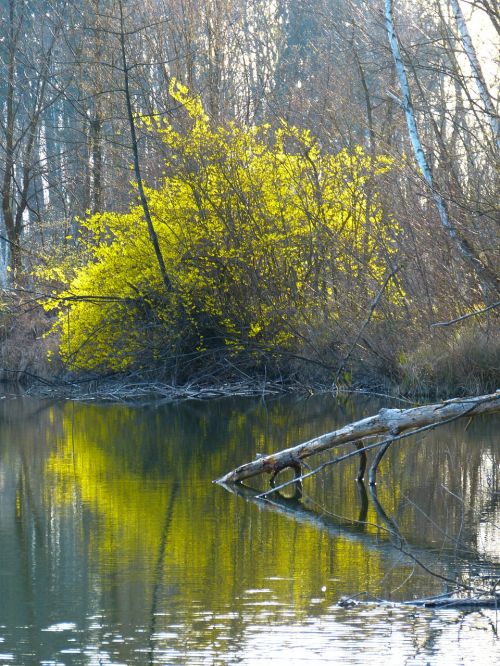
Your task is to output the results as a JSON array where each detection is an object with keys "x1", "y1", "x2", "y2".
[
  {"x1": 224, "y1": 483, "x2": 498, "y2": 600},
  {"x1": 256, "y1": 404, "x2": 495, "y2": 499}
]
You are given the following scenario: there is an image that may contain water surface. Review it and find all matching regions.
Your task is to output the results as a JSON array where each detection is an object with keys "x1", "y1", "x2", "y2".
[{"x1": 0, "y1": 393, "x2": 498, "y2": 664}]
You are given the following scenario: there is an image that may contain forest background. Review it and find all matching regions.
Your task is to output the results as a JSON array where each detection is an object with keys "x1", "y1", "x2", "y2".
[{"x1": 0, "y1": 0, "x2": 498, "y2": 398}]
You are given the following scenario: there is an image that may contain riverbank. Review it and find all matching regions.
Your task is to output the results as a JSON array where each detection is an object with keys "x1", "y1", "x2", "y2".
[
  {"x1": 0, "y1": 365, "x2": 493, "y2": 406},
  {"x1": 0, "y1": 373, "x2": 400, "y2": 405},
  {"x1": 1, "y1": 291, "x2": 498, "y2": 403}
]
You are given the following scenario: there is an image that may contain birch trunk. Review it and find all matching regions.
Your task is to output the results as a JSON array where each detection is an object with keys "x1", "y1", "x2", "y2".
[
  {"x1": 384, "y1": 0, "x2": 499, "y2": 296},
  {"x1": 448, "y1": 0, "x2": 499, "y2": 146}
]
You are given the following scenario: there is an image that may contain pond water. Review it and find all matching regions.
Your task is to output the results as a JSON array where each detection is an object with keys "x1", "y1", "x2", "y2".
[{"x1": 0, "y1": 393, "x2": 498, "y2": 665}]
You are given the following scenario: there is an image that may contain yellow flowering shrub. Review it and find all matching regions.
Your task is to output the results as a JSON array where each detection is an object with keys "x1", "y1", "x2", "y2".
[{"x1": 44, "y1": 80, "x2": 401, "y2": 372}]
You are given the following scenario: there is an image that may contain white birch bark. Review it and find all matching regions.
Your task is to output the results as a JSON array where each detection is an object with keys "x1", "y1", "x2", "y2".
[
  {"x1": 448, "y1": 0, "x2": 499, "y2": 147},
  {"x1": 384, "y1": 0, "x2": 499, "y2": 296},
  {"x1": 216, "y1": 391, "x2": 500, "y2": 484}
]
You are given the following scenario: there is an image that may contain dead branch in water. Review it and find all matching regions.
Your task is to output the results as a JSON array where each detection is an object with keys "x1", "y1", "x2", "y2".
[
  {"x1": 24, "y1": 378, "x2": 295, "y2": 403},
  {"x1": 215, "y1": 391, "x2": 500, "y2": 487}
]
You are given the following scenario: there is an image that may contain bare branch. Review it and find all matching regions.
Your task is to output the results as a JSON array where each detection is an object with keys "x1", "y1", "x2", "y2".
[
  {"x1": 216, "y1": 391, "x2": 500, "y2": 486},
  {"x1": 431, "y1": 300, "x2": 500, "y2": 326}
]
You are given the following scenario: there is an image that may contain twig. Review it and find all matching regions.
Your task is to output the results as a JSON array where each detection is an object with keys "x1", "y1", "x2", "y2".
[
  {"x1": 431, "y1": 300, "x2": 500, "y2": 327},
  {"x1": 334, "y1": 267, "x2": 399, "y2": 385},
  {"x1": 0, "y1": 367, "x2": 59, "y2": 387}
]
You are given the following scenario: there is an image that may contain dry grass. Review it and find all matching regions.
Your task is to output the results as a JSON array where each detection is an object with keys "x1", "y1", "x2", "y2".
[{"x1": 397, "y1": 321, "x2": 500, "y2": 398}]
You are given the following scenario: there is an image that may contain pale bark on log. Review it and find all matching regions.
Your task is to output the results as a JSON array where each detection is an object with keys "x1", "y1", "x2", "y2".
[
  {"x1": 215, "y1": 391, "x2": 500, "y2": 485},
  {"x1": 406, "y1": 596, "x2": 500, "y2": 609}
]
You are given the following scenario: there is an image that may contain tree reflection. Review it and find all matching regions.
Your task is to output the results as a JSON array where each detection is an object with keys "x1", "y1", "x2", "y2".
[{"x1": 0, "y1": 395, "x2": 498, "y2": 662}]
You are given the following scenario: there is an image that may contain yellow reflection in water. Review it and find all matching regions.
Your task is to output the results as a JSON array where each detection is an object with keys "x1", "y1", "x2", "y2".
[
  {"x1": 44, "y1": 401, "x2": 397, "y2": 616},
  {"x1": 42, "y1": 395, "x2": 499, "y2": 641}
]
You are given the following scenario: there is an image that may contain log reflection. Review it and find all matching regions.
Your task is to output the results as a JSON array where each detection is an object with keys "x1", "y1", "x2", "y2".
[{"x1": 222, "y1": 478, "x2": 497, "y2": 590}]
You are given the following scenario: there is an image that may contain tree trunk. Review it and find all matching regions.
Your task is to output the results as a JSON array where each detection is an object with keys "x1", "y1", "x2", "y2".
[
  {"x1": 448, "y1": 0, "x2": 498, "y2": 146},
  {"x1": 118, "y1": 0, "x2": 173, "y2": 294},
  {"x1": 91, "y1": 110, "x2": 103, "y2": 214},
  {"x1": 384, "y1": 0, "x2": 500, "y2": 298},
  {"x1": 2, "y1": 0, "x2": 18, "y2": 279}
]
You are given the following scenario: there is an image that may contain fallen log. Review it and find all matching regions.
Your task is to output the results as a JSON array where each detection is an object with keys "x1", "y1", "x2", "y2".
[{"x1": 215, "y1": 390, "x2": 500, "y2": 486}]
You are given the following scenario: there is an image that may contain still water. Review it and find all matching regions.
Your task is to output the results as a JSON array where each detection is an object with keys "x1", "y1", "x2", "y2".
[{"x1": 0, "y1": 393, "x2": 498, "y2": 665}]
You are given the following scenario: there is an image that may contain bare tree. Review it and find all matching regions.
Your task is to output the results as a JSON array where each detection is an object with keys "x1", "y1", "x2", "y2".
[
  {"x1": 116, "y1": 0, "x2": 173, "y2": 293},
  {"x1": 0, "y1": 0, "x2": 64, "y2": 279},
  {"x1": 448, "y1": 0, "x2": 499, "y2": 145},
  {"x1": 384, "y1": 0, "x2": 499, "y2": 298}
]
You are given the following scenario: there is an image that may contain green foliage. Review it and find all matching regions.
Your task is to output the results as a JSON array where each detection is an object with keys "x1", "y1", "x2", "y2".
[{"x1": 44, "y1": 80, "x2": 402, "y2": 372}]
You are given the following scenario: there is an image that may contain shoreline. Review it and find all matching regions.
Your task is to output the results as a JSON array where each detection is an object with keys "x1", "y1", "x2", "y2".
[{"x1": 0, "y1": 371, "x2": 478, "y2": 406}]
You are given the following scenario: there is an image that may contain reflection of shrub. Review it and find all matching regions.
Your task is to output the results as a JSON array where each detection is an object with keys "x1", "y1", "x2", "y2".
[{"x1": 398, "y1": 322, "x2": 500, "y2": 397}]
